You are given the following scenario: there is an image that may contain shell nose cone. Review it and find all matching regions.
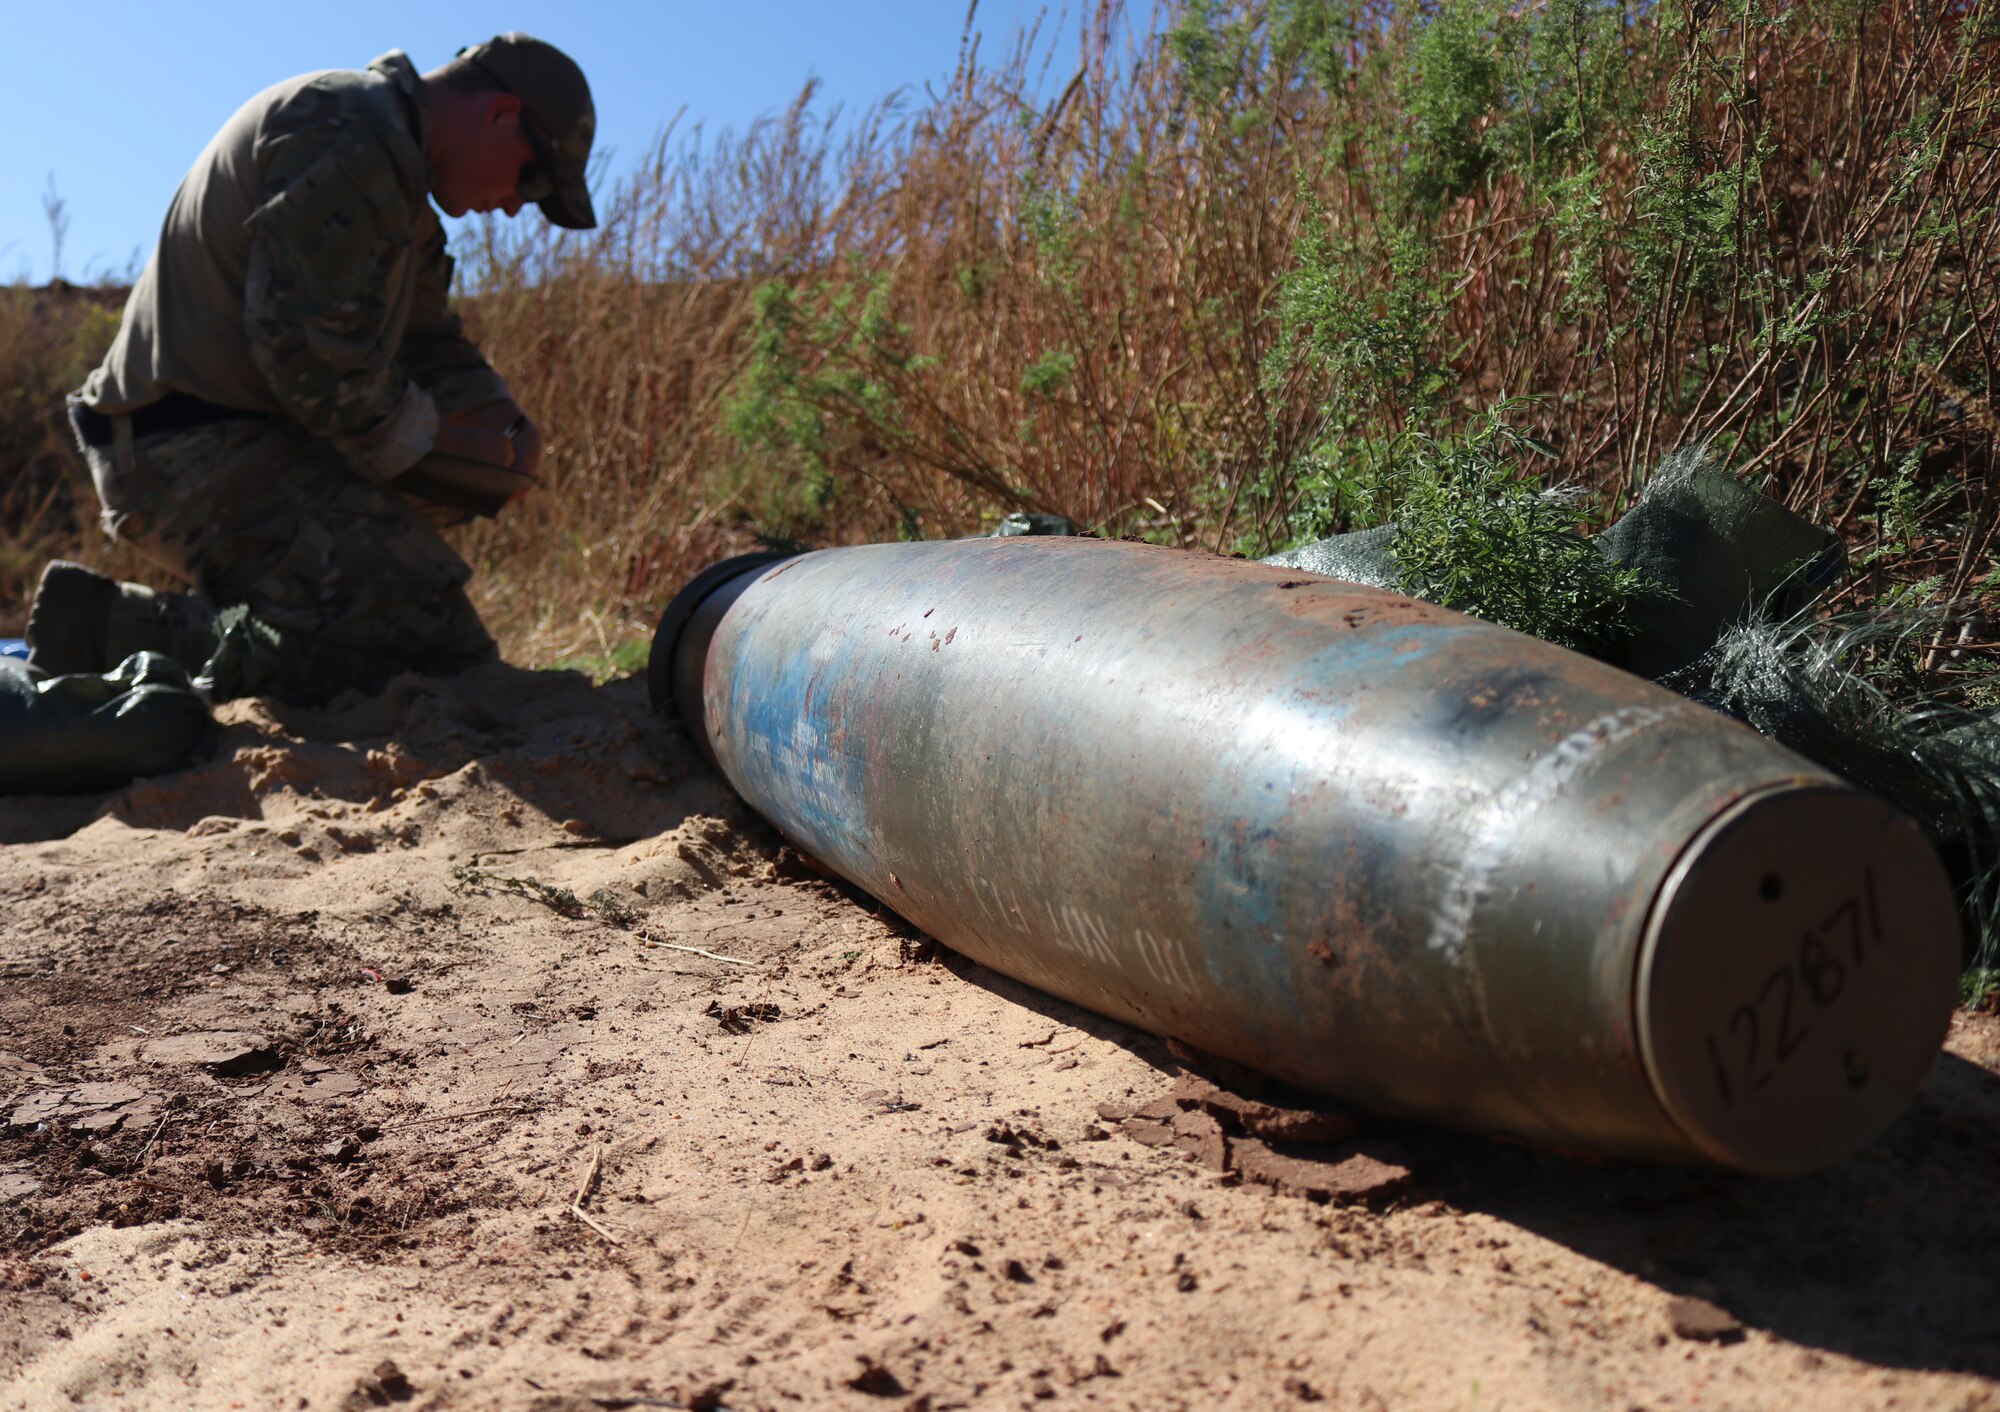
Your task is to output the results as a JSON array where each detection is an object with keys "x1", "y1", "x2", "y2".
[{"x1": 1636, "y1": 785, "x2": 1961, "y2": 1175}]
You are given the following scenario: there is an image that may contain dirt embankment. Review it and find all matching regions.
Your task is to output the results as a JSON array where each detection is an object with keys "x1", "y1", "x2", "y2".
[{"x1": 2, "y1": 664, "x2": 1998, "y2": 1411}]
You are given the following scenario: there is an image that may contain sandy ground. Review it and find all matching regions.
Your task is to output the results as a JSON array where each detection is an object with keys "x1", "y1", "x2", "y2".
[{"x1": 2, "y1": 662, "x2": 1998, "y2": 1412}]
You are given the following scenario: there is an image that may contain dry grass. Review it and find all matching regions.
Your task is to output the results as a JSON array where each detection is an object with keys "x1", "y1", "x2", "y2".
[
  {"x1": 0, "y1": 284, "x2": 137, "y2": 621},
  {"x1": 4, "y1": 1, "x2": 1998, "y2": 668}
]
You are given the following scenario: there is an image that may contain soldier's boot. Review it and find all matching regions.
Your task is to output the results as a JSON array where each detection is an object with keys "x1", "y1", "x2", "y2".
[
  {"x1": 103, "y1": 583, "x2": 220, "y2": 675},
  {"x1": 197, "y1": 608, "x2": 405, "y2": 706},
  {"x1": 24, "y1": 561, "x2": 118, "y2": 677},
  {"x1": 25, "y1": 561, "x2": 219, "y2": 678}
]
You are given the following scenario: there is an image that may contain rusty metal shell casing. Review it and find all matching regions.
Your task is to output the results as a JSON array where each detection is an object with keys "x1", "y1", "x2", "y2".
[{"x1": 651, "y1": 538, "x2": 1961, "y2": 1173}]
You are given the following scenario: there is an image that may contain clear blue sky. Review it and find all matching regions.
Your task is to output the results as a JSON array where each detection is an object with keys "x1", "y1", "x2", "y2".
[{"x1": 1, "y1": 1, "x2": 1126, "y2": 286}]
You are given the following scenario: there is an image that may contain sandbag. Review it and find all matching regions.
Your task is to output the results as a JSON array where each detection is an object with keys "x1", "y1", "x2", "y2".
[
  {"x1": 1259, "y1": 523, "x2": 1401, "y2": 591},
  {"x1": 0, "y1": 652, "x2": 211, "y2": 795},
  {"x1": 1594, "y1": 450, "x2": 1845, "y2": 677}
]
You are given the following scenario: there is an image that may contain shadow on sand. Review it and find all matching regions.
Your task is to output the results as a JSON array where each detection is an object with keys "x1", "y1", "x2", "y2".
[{"x1": 944, "y1": 947, "x2": 2000, "y2": 1379}]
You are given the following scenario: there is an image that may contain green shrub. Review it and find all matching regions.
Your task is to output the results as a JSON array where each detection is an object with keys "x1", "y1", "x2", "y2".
[{"x1": 1387, "y1": 409, "x2": 1658, "y2": 655}]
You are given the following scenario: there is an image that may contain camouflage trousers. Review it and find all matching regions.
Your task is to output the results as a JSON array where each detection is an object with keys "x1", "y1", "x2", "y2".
[{"x1": 75, "y1": 408, "x2": 495, "y2": 695}]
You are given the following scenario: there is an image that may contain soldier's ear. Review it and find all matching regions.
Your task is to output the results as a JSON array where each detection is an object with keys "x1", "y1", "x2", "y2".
[{"x1": 482, "y1": 91, "x2": 524, "y2": 129}]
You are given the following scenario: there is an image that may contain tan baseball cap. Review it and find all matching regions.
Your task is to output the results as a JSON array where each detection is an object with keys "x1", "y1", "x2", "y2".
[{"x1": 457, "y1": 33, "x2": 597, "y2": 229}]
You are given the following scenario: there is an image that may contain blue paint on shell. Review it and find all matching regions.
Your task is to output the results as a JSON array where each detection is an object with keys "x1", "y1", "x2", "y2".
[{"x1": 717, "y1": 615, "x2": 881, "y2": 879}]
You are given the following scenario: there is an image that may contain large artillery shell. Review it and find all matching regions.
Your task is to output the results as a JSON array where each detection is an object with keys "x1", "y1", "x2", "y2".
[{"x1": 650, "y1": 539, "x2": 1961, "y2": 1173}]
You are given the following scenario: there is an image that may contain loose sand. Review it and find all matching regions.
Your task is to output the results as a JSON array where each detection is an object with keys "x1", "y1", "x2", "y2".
[{"x1": 2, "y1": 663, "x2": 1997, "y2": 1411}]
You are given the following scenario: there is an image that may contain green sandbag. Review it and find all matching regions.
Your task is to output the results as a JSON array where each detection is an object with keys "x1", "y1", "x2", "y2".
[
  {"x1": 0, "y1": 652, "x2": 211, "y2": 795},
  {"x1": 1594, "y1": 450, "x2": 1845, "y2": 677}
]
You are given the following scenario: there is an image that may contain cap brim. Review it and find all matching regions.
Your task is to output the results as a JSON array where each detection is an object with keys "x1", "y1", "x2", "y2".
[
  {"x1": 518, "y1": 109, "x2": 596, "y2": 230},
  {"x1": 539, "y1": 164, "x2": 596, "y2": 230}
]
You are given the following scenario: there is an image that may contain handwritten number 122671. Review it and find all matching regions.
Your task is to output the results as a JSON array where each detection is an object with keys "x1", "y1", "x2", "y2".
[{"x1": 1703, "y1": 868, "x2": 1884, "y2": 1111}]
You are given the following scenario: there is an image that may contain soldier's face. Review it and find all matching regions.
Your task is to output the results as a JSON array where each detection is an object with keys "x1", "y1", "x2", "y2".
[{"x1": 434, "y1": 97, "x2": 542, "y2": 219}]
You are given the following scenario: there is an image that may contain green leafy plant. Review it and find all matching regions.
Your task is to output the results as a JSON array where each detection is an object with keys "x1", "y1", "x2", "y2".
[
  {"x1": 1387, "y1": 409, "x2": 1659, "y2": 654},
  {"x1": 547, "y1": 637, "x2": 651, "y2": 684}
]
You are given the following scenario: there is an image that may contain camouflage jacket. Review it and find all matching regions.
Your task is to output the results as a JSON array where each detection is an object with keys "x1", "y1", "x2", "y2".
[{"x1": 78, "y1": 52, "x2": 511, "y2": 484}]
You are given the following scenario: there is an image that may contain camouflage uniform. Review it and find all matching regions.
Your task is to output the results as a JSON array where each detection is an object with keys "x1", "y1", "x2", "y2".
[
  {"x1": 78, "y1": 418, "x2": 492, "y2": 686},
  {"x1": 65, "y1": 52, "x2": 511, "y2": 696}
]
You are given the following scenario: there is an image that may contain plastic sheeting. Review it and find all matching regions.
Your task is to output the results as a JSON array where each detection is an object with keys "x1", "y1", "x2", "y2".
[{"x1": 0, "y1": 651, "x2": 211, "y2": 795}]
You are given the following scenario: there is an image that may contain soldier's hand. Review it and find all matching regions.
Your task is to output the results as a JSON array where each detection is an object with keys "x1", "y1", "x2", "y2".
[
  {"x1": 436, "y1": 400, "x2": 541, "y2": 481},
  {"x1": 506, "y1": 414, "x2": 543, "y2": 482},
  {"x1": 433, "y1": 416, "x2": 515, "y2": 467}
]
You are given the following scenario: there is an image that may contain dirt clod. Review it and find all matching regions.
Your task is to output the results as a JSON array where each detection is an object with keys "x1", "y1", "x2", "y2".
[
  {"x1": 846, "y1": 1355, "x2": 907, "y2": 1396},
  {"x1": 1169, "y1": 1108, "x2": 1228, "y2": 1170},
  {"x1": 705, "y1": 999, "x2": 781, "y2": 1033},
  {"x1": 138, "y1": 1030, "x2": 277, "y2": 1074},
  {"x1": 1666, "y1": 1295, "x2": 1745, "y2": 1344},
  {"x1": 684, "y1": 1379, "x2": 737, "y2": 1412},
  {"x1": 1109, "y1": 1073, "x2": 1399, "y2": 1198},
  {"x1": 351, "y1": 1358, "x2": 415, "y2": 1406},
  {"x1": 1232, "y1": 1138, "x2": 1413, "y2": 1203},
  {"x1": 1172, "y1": 1073, "x2": 1360, "y2": 1144},
  {"x1": 1120, "y1": 1118, "x2": 1174, "y2": 1149}
]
